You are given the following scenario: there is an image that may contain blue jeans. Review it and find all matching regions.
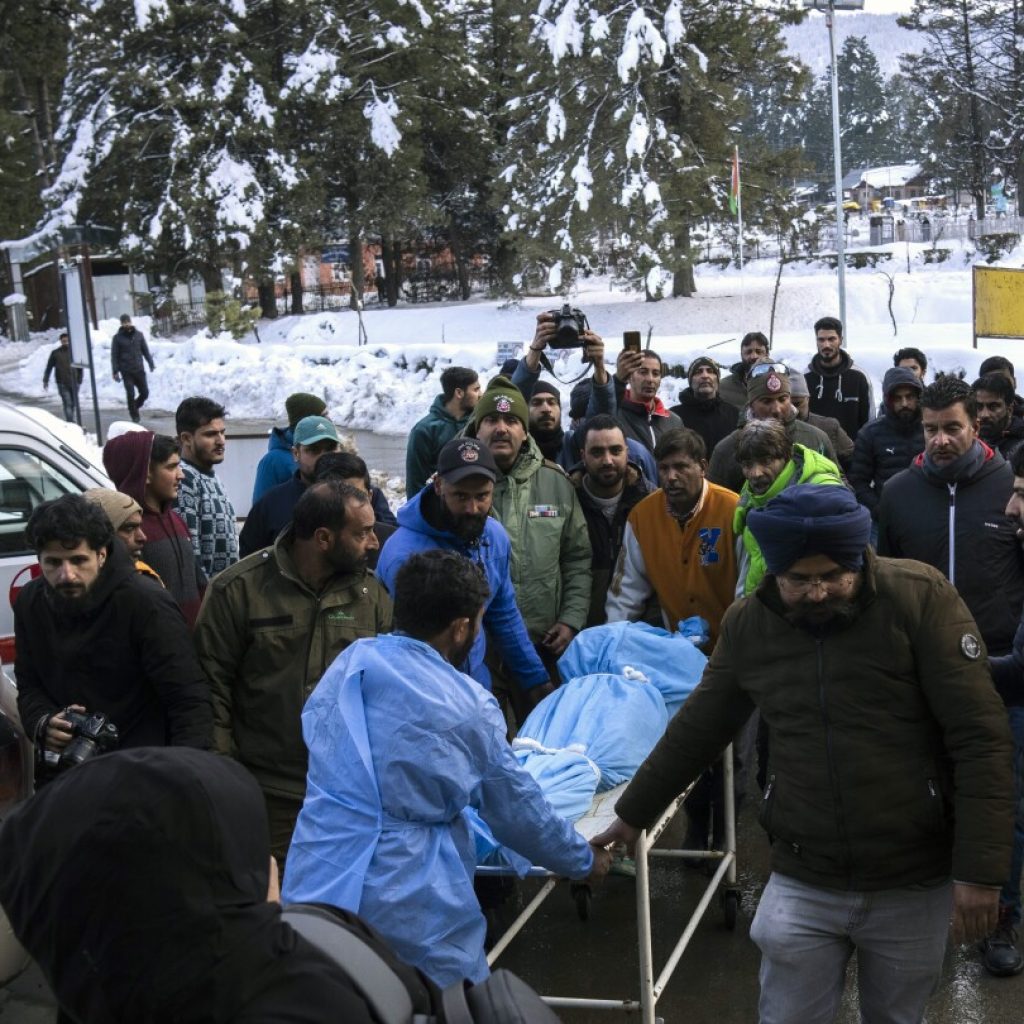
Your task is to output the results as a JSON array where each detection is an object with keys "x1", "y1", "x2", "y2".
[
  {"x1": 750, "y1": 872, "x2": 952, "y2": 1024},
  {"x1": 1000, "y1": 706, "x2": 1024, "y2": 924},
  {"x1": 57, "y1": 384, "x2": 78, "y2": 423}
]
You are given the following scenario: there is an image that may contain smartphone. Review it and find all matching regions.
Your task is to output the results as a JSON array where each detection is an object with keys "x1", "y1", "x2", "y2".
[{"x1": 623, "y1": 331, "x2": 642, "y2": 353}]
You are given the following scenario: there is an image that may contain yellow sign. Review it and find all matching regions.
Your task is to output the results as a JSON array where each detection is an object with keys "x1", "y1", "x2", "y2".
[{"x1": 974, "y1": 266, "x2": 1024, "y2": 347}]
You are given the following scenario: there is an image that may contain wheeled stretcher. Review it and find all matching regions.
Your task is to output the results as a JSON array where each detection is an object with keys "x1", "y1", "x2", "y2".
[{"x1": 479, "y1": 744, "x2": 739, "y2": 1024}]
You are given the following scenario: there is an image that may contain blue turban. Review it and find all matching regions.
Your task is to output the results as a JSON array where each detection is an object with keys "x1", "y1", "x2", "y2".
[{"x1": 746, "y1": 484, "x2": 871, "y2": 575}]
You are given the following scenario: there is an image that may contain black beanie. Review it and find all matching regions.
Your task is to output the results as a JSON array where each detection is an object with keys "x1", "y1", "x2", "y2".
[{"x1": 531, "y1": 381, "x2": 561, "y2": 403}]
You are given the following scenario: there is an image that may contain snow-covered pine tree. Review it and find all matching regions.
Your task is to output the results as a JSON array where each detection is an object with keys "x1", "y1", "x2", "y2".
[
  {"x1": 835, "y1": 36, "x2": 894, "y2": 171},
  {"x1": 43, "y1": 0, "x2": 305, "y2": 294},
  {"x1": 898, "y1": 0, "x2": 1001, "y2": 218},
  {"x1": 499, "y1": 0, "x2": 804, "y2": 300}
]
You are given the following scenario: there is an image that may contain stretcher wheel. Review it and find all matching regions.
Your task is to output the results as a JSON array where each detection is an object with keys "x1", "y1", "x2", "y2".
[
  {"x1": 721, "y1": 889, "x2": 739, "y2": 931},
  {"x1": 571, "y1": 882, "x2": 591, "y2": 921}
]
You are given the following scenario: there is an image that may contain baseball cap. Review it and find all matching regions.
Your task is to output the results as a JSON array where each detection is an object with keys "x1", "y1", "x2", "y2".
[
  {"x1": 436, "y1": 437, "x2": 498, "y2": 483},
  {"x1": 293, "y1": 416, "x2": 341, "y2": 447}
]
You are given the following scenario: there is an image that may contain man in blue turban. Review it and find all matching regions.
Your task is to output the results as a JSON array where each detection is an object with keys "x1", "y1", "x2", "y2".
[{"x1": 595, "y1": 484, "x2": 1014, "y2": 1024}]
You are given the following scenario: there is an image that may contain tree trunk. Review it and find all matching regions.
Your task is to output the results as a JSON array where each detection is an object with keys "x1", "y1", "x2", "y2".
[
  {"x1": 449, "y1": 217, "x2": 471, "y2": 300},
  {"x1": 349, "y1": 224, "x2": 364, "y2": 309},
  {"x1": 959, "y1": 0, "x2": 987, "y2": 220},
  {"x1": 290, "y1": 270, "x2": 303, "y2": 314},
  {"x1": 12, "y1": 69, "x2": 50, "y2": 189},
  {"x1": 381, "y1": 235, "x2": 400, "y2": 307},
  {"x1": 38, "y1": 76, "x2": 58, "y2": 171},
  {"x1": 257, "y1": 281, "x2": 277, "y2": 319},
  {"x1": 202, "y1": 265, "x2": 223, "y2": 294},
  {"x1": 671, "y1": 225, "x2": 697, "y2": 297}
]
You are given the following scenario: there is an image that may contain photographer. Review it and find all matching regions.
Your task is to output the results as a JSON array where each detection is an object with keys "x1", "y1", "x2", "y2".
[
  {"x1": 14, "y1": 495, "x2": 212, "y2": 782},
  {"x1": 613, "y1": 347, "x2": 683, "y2": 453},
  {"x1": 513, "y1": 312, "x2": 655, "y2": 477}
]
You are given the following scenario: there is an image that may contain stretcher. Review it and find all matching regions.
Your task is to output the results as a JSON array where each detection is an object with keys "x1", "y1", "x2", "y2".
[{"x1": 479, "y1": 743, "x2": 739, "y2": 1024}]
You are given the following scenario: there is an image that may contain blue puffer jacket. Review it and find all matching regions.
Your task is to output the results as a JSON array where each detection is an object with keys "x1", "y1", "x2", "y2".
[
  {"x1": 376, "y1": 487, "x2": 549, "y2": 691},
  {"x1": 252, "y1": 428, "x2": 295, "y2": 503}
]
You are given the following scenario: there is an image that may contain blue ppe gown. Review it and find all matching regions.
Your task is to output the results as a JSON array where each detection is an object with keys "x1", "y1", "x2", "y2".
[{"x1": 281, "y1": 633, "x2": 594, "y2": 987}]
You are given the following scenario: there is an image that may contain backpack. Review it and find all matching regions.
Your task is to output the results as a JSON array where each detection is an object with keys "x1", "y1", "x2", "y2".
[{"x1": 282, "y1": 904, "x2": 560, "y2": 1024}]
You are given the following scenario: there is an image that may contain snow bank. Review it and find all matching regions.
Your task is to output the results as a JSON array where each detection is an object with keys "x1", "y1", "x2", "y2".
[{"x1": 6, "y1": 244, "x2": 1024, "y2": 438}]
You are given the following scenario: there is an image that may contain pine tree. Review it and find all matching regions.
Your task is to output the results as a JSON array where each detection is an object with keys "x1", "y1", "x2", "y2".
[
  {"x1": 835, "y1": 36, "x2": 893, "y2": 170},
  {"x1": 499, "y1": 0, "x2": 805, "y2": 299},
  {"x1": 898, "y1": 0, "x2": 1002, "y2": 218}
]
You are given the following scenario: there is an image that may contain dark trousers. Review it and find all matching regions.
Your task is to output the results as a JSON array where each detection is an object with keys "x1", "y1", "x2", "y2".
[
  {"x1": 264, "y1": 790, "x2": 303, "y2": 871},
  {"x1": 122, "y1": 370, "x2": 149, "y2": 422},
  {"x1": 56, "y1": 384, "x2": 78, "y2": 422}
]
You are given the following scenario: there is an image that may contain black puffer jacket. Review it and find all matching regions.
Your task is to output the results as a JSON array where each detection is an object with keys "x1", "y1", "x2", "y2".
[
  {"x1": 848, "y1": 367, "x2": 925, "y2": 518},
  {"x1": 878, "y1": 443, "x2": 1024, "y2": 655},
  {"x1": 804, "y1": 349, "x2": 873, "y2": 440},
  {"x1": 616, "y1": 552, "x2": 1014, "y2": 892},
  {"x1": 110, "y1": 325, "x2": 154, "y2": 376},
  {"x1": 669, "y1": 389, "x2": 741, "y2": 458}
]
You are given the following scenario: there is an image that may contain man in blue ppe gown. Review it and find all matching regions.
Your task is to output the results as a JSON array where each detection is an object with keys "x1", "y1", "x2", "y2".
[{"x1": 282, "y1": 549, "x2": 610, "y2": 987}]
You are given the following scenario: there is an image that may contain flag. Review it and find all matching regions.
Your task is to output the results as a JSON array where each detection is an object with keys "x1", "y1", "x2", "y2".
[{"x1": 729, "y1": 146, "x2": 740, "y2": 216}]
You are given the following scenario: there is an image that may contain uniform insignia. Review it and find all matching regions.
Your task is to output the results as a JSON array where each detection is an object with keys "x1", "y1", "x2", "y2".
[
  {"x1": 960, "y1": 633, "x2": 981, "y2": 660},
  {"x1": 766, "y1": 373, "x2": 782, "y2": 393},
  {"x1": 495, "y1": 396, "x2": 512, "y2": 413},
  {"x1": 458, "y1": 442, "x2": 479, "y2": 462}
]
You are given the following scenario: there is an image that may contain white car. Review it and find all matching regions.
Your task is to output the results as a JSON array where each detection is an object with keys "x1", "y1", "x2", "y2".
[{"x1": 0, "y1": 401, "x2": 111, "y2": 670}]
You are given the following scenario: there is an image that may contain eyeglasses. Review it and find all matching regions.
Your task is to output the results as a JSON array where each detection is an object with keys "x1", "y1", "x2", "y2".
[
  {"x1": 776, "y1": 568, "x2": 856, "y2": 595},
  {"x1": 748, "y1": 362, "x2": 790, "y2": 379}
]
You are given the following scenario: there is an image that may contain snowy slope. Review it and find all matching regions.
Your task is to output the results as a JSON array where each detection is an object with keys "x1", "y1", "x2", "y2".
[{"x1": 783, "y1": 12, "x2": 921, "y2": 78}]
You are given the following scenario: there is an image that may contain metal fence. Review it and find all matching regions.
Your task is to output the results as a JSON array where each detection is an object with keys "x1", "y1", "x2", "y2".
[{"x1": 152, "y1": 299, "x2": 208, "y2": 337}]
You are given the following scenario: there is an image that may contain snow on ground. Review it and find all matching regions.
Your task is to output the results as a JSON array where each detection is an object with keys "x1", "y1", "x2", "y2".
[{"x1": 4, "y1": 238, "x2": 1023, "y2": 439}]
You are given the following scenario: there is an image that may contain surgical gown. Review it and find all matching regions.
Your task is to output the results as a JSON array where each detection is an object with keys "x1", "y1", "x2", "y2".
[{"x1": 281, "y1": 633, "x2": 594, "y2": 988}]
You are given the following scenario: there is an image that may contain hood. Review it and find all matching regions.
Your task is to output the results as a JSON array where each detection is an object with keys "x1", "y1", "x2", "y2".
[
  {"x1": 268, "y1": 426, "x2": 293, "y2": 452},
  {"x1": 808, "y1": 349, "x2": 855, "y2": 378},
  {"x1": 102, "y1": 430, "x2": 154, "y2": 506},
  {"x1": 728, "y1": 361, "x2": 747, "y2": 380},
  {"x1": 0, "y1": 747, "x2": 288, "y2": 1023},
  {"x1": 428, "y1": 393, "x2": 461, "y2": 425},
  {"x1": 882, "y1": 366, "x2": 923, "y2": 400}
]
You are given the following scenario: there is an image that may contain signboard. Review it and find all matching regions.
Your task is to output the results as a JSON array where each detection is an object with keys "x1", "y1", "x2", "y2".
[
  {"x1": 60, "y1": 263, "x2": 91, "y2": 368},
  {"x1": 496, "y1": 341, "x2": 522, "y2": 367},
  {"x1": 321, "y1": 246, "x2": 351, "y2": 264},
  {"x1": 973, "y1": 266, "x2": 1024, "y2": 348}
]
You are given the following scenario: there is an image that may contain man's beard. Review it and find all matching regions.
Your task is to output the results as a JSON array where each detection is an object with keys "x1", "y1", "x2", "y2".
[
  {"x1": 978, "y1": 422, "x2": 1005, "y2": 442},
  {"x1": 326, "y1": 543, "x2": 368, "y2": 575},
  {"x1": 47, "y1": 584, "x2": 92, "y2": 617},
  {"x1": 782, "y1": 595, "x2": 859, "y2": 631},
  {"x1": 440, "y1": 500, "x2": 487, "y2": 543},
  {"x1": 894, "y1": 408, "x2": 919, "y2": 425}
]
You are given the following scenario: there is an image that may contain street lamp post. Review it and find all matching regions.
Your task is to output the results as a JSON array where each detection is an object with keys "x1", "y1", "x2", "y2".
[{"x1": 802, "y1": 0, "x2": 864, "y2": 334}]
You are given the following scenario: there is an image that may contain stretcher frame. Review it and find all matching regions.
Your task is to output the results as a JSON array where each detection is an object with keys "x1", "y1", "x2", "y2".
[{"x1": 479, "y1": 743, "x2": 738, "y2": 1024}]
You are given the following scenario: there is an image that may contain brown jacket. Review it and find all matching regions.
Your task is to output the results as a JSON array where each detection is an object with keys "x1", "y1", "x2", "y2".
[{"x1": 617, "y1": 551, "x2": 1014, "y2": 891}]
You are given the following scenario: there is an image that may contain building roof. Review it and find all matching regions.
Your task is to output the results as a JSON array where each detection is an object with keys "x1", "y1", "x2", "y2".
[{"x1": 853, "y1": 164, "x2": 924, "y2": 189}]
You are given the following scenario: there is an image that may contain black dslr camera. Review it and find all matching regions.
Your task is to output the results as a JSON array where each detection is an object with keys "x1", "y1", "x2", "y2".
[
  {"x1": 59, "y1": 710, "x2": 119, "y2": 770},
  {"x1": 545, "y1": 303, "x2": 590, "y2": 349}
]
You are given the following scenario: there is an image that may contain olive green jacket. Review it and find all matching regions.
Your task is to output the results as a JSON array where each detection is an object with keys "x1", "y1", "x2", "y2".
[
  {"x1": 489, "y1": 435, "x2": 592, "y2": 639},
  {"x1": 196, "y1": 528, "x2": 392, "y2": 799},
  {"x1": 617, "y1": 552, "x2": 1013, "y2": 891}
]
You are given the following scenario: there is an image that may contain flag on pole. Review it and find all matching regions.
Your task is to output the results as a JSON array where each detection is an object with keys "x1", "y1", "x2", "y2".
[{"x1": 729, "y1": 146, "x2": 740, "y2": 216}]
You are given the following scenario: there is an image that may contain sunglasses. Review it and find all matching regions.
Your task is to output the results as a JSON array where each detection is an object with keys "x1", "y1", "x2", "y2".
[{"x1": 748, "y1": 362, "x2": 790, "y2": 379}]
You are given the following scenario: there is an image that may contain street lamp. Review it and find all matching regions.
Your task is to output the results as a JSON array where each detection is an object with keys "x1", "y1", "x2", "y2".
[{"x1": 802, "y1": 0, "x2": 864, "y2": 334}]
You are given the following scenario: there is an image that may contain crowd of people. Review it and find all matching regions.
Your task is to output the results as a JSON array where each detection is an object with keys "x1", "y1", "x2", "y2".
[{"x1": 6, "y1": 309, "x2": 1024, "y2": 1023}]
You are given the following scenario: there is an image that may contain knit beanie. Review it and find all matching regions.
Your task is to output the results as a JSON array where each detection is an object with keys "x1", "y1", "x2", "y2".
[
  {"x1": 531, "y1": 381, "x2": 561, "y2": 404},
  {"x1": 746, "y1": 368, "x2": 791, "y2": 404},
  {"x1": 471, "y1": 375, "x2": 529, "y2": 431},
  {"x1": 746, "y1": 484, "x2": 871, "y2": 575},
  {"x1": 285, "y1": 392, "x2": 327, "y2": 429},
  {"x1": 788, "y1": 370, "x2": 810, "y2": 399},
  {"x1": 687, "y1": 356, "x2": 720, "y2": 383},
  {"x1": 82, "y1": 488, "x2": 143, "y2": 532}
]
